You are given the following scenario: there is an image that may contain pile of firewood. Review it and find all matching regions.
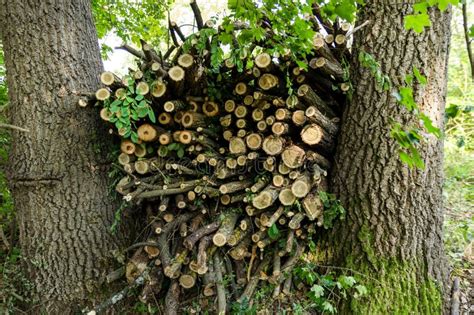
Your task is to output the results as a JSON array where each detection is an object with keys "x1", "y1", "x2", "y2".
[{"x1": 81, "y1": 1, "x2": 351, "y2": 313}]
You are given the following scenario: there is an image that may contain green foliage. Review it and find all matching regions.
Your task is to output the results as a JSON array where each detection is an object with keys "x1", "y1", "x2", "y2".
[
  {"x1": 102, "y1": 76, "x2": 155, "y2": 143},
  {"x1": 317, "y1": 0, "x2": 364, "y2": 23},
  {"x1": 267, "y1": 223, "x2": 280, "y2": 239},
  {"x1": 358, "y1": 51, "x2": 443, "y2": 169},
  {"x1": 91, "y1": 0, "x2": 172, "y2": 58},
  {"x1": 404, "y1": 0, "x2": 460, "y2": 33},
  {"x1": 293, "y1": 262, "x2": 367, "y2": 314},
  {"x1": 0, "y1": 247, "x2": 35, "y2": 314},
  {"x1": 318, "y1": 191, "x2": 346, "y2": 229},
  {"x1": 167, "y1": 142, "x2": 186, "y2": 158}
]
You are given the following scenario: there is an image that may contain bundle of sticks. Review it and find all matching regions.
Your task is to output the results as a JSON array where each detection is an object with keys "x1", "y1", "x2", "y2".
[{"x1": 82, "y1": 1, "x2": 352, "y2": 313}]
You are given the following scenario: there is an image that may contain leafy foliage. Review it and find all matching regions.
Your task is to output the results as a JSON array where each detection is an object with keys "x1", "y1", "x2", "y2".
[
  {"x1": 102, "y1": 76, "x2": 155, "y2": 143},
  {"x1": 358, "y1": 51, "x2": 442, "y2": 168},
  {"x1": 293, "y1": 262, "x2": 367, "y2": 313},
  {"x1": 318, "y1": 191, "x2": 346, "y2": 229},
  {"x1": 91, "y1": 0, "x2": 172, "y2": 58},
  {"x1": 404, "y1": 0, "x2": 460, "y2": 33}
]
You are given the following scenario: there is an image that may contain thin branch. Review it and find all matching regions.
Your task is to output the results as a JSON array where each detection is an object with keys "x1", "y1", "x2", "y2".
[
  {"x1": 462, "y1": 3, "x2": 474, "y2": 81},
  {"x1": 0, "y1": 123, "x2": 29, "y2": 133},
  {"x1": 346, "y1": 20, "x2": 371, "y2": 38}
]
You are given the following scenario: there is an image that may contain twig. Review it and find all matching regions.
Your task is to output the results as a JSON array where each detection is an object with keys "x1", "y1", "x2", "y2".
[
  {"x1": 346, "y1": 20, "x2": 370, "y2": 38},
  {"x1": 124, "y1": 241, "x2": 159, "y2": 253},
  {"x1": 85, "y1": 268, "x2": 149, "y2": 314},
  {"x1": 0, "y1": 123, "x2": 29, "y2": 133},
  {"x1": 0, "y1": 225, "x2": 10, "y2": 251},
  {"x1": 462, "y1": 3, "x2": 474, "y2": 81}
]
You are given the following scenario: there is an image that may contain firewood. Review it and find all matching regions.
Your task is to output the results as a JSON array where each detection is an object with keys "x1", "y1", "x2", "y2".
[
  {"x1": 252, "y1": 185, "x2": 280, "y2": 209},
  {"x1": 281, "y1": 144, "x2": 306, "y2": 169},
  {"x1": 213, "y1": 211, "x2": 239, "y2": 247}
]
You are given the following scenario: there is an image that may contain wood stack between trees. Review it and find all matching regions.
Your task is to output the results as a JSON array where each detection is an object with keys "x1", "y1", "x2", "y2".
[{"x1": 81, "y1": 2, "x2": 352, "y2": 313}]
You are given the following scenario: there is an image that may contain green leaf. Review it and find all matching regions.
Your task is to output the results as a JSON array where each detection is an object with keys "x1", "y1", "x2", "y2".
[
  {"x1": 420, "y1": 113, "x2": 441, "y2": 137},
  {"x1": 135, "y1": 94, "x2": 144, "y2": 101},
  {"x1": 404, "y1": 13, "x2": 431, "y2": 33},
  {"x1": 322, "y1": 301, "x2": 336, "y2": 314},
  {"x1": 445, "y1": 104, "x2": 460, "y2": 119},
  {"x1": 413, "y1": 67, "x2": 427, "y2": 85},
  {"x1": 148, "y1": 108, "x2": 156, "y2": 123},
  {"x1": 268, "y1": 223, "x2": 280, "y2": 240},
  {"x1": 177, "y1": 148, "x2": 185, "y2": 158},
  {"x1": 354, "y1": 285, "x2": 368, "y2": 298},
  {"x1": 131, "y1": 131, "x2": 139, "y2": 143},
  {"x1": 438, "y1": 0, "x2": 459, "y2": 11},
  {"x1": 310, "y1": 285, "x2": 324, "y2": 298},
  {"x1": 338, "y1": 275, "x2": 356, "y2": 288},
  {"x1": 399, "y1": 150, "x2": 414, "y2": 167}
]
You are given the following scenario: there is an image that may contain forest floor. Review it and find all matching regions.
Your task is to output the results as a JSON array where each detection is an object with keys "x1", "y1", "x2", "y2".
[{"x1": 443, "y1": 138, "x2": 473, "y2": 314}]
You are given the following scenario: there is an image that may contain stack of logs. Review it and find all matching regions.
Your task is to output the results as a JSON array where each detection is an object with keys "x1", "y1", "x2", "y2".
[{"x1": 82, "y1": 2, "x2": 351, "y2": 313}]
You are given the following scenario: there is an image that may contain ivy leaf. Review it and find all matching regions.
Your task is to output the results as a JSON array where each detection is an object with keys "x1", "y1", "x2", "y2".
[
  {"x1": 354, "y1": 285, "x2": 368, "y2": 298},
  {"x1": 310, "y1": 285, "x2": 324, "y2": 298},
  {"x1": 338, "y1": 275, "x2": 356, "y2": 288},
  {"x1": 420, "y1": 113, "x2": 441, "y2": 138},
  {"x1": 404, "y1": 13, "x2": 431, "y2": 33},
  {"x1": 268, "y1": 223, "x2": 280, "y2": 240},
  {"x1": 399, "y1": 151, "x2": 414, "y2": 168},
  {"x1": 322, "y1": 301, "x2": 336, "y2": 314},
  {"x1": 413, "y1": 67, "x2": 427, "y2": 85}
]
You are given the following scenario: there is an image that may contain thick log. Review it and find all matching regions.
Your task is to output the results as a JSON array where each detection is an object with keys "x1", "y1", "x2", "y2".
[
  {"x1": 297, "y1": 84, "x2": 336, "y2": 118},
  {"x1": 305, "y1": 105, "x2": 339, "y2": 135},
  {"x1": 262, "y1": 135, "x2": 285, "y2": 156},
  {"x1": 279, "y1": 188, "x2": 296, "y2": 206},
  {"x1": 219, "y1": 179, "x2": 253, "y2": 194},
  {"x1": 213, "y1": 211, "x2": 239, "y2": 247},
  {"x1": 184, "y1": 221, "x2": 220, "y2": 250},
  {"x1": 300, "y1": 124, "x2": 333, "y2": 150},
  {"x1": 281, "y1": 145, "x2": 306, "y2": 169},
  {"x1": 302, "y1": 190, "x2": 324, "y2": 221},
  {"x1": 291, "y1": 172, "x2": 312, "y2": 198},
  {"x1": 252, "y1": 185, "x2": 280, "y2": 210}
]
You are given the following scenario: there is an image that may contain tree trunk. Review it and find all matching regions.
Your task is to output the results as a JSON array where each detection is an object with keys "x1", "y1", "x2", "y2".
[
  {"x1": 0, "y1": 1, "x2": 121, "y2": 312},
  {"x1": 325, "y1": 2, "x2": 451, "y2": 313}
]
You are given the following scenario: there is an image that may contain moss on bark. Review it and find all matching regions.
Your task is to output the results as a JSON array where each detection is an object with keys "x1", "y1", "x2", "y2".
[{"x1": 341, "y1": 226, "x2": 443, "y2": 314}]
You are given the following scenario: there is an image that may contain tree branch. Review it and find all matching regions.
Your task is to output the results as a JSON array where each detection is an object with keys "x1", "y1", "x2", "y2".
[
  {"x1": 462, "y1": 3, "x2": 474, "y2": 81},
  {"x1": 0, "y1": 123, "x2": 29, "y2": 133}
]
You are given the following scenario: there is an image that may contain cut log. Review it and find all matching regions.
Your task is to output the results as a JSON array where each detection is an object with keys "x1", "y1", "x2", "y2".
[
  {"x1": 120, "y1": 140, "x2": 136, "y2": 154},
  {"x1": 151, "y1": 80, "x2": 167, "y2": 98},
  {"x1": 229, "y1": 137, "x2": 247, "y2": 155},
  {"x1": 252, "y1": 185, "x2": 280, "y2": 210},
  {"x1": 305, "y1": 106, "x2": 339, "y2": 135},
  {"x1": 137, "y1": 124, "x2": 161, "y2": 142},
  {"x1": 281, "y1": 145, "x2": 306, "y2": 169},
  {"x1": 245, "y1": 133, "x2": 263, "y2": 150},
  {"x1": 291, "y1": 172, "x2": 312, "y2": 198},
  {"x1": 212, "y1": 211, "x2": 239, "y2": 247},
  {"x1": 279, "y1": 188, "x2": 297, "y2": 206},
  {"x1": 262, "y1": 135, "x2": 285, "y2": 156},
  {"x1": 297, "y1": 84, "x2": 336, "y2": 118},
  {"x1": 302, "y1": 191, "x2": 324, "y2": 221},
  {"x1": 219, "y1": 179, "x2": 253, "y2": 194}
]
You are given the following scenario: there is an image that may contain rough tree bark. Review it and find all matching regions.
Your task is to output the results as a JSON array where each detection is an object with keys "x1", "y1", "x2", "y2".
[
  {"x1": 0, "y1": 0, "x2": 121, "y2": 312},
  {"x1": 323, "y1": 2, "x2": 452, "y2": 314}
]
